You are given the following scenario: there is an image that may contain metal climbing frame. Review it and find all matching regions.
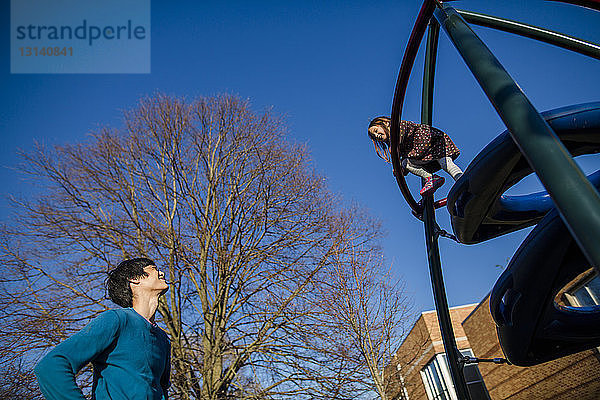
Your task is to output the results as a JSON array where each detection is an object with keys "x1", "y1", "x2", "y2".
[{"x1": 389, "y1": 1, "x2": 600, "y2": 399}]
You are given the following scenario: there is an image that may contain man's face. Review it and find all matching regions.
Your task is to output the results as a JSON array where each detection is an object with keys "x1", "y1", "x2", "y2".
[{"x1": 136, "y1": 265, "x2": 169, "y2": 293}]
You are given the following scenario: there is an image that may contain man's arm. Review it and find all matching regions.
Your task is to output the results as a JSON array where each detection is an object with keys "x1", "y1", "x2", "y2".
[
  {"x1": 34, "y1": 310, "x2": 121, "y2": 400},
  {"x1": 161, "y1": 341, "x2": 171, "y2": 400}
]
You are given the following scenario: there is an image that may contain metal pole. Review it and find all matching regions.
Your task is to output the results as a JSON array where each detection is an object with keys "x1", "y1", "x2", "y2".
[
  {"x1": 457, "y1": 9, "x2": 600, "y2": 60},
  {"x1": 421, "y1": 20, "x2": 472, "y2": 400},
  {"x1": 434, "y1": 4, "x2": 600, "y2": 273}
]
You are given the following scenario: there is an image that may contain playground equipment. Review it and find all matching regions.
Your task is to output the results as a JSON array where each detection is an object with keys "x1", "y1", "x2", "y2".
[
  {"x1": 387, "y1": 0, "x2": 600, "y2": 398},
  {"x1": 448, "y1": 103, "x2": 600, "y2": 244}
]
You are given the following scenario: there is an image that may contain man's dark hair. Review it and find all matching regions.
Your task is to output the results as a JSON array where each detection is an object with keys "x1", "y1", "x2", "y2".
[{"x1": 107, "y1": 258, "x2": 155, "y2": 307}]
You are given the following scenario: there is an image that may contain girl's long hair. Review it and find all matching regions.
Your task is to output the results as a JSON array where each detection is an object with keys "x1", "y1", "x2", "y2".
[{"x1": 368, "y1": 116, "x2": 391, "y2": 163}]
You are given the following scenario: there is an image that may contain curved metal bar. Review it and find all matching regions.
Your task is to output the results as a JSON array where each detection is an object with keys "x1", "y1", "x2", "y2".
[
  {"x1": 389, "y1": 0, "x2": 437, "y2": 215},
  {"x1": 434, "y1": 4, "x2": 600, "y2": 271},
  {"x1": 458, "y1": 9, "x2": 600, "y2": 60}
]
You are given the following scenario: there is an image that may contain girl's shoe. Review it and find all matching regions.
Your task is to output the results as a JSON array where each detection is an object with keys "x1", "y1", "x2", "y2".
[{"x1": 420, "y1": 175, "x2": 445, "y2": 196}]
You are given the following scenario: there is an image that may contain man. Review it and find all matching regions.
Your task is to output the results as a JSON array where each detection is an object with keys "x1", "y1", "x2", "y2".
[{"x1": 35, "y1": 258, "x2": 171, "y2": 399}]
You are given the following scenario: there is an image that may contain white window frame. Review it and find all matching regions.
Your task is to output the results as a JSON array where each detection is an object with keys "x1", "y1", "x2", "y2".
[
  {"x1": 564, "y1": 274, "x2": 600, "y2": 307},
  {"x1": 564, "y1": 273, "x2": 600, "y2": 353},
  {"x1": 420, "y1": 352, "x2": 458, "y2": 400},
  {"x1": 420, "y1": 349, "x2": 483, "y2": 400}
]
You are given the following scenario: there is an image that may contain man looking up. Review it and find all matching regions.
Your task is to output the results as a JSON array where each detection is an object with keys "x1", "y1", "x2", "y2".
[{"x1": 35, "y1": 258, "x2": 171, "y2": 399}]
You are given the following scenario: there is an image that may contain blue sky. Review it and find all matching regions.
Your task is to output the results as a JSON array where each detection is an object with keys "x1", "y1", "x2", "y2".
[{"x1": 1, "y1": 0, "x2": 599, "y2": 313}]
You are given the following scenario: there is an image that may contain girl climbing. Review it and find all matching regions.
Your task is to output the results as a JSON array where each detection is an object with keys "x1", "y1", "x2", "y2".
[{"x1": 368, "y1": 116, "x2": 463, "y2": 196}]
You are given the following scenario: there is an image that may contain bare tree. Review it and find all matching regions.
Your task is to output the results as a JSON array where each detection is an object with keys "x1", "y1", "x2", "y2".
[
  {"x1": 311, "y1": 246, "x2": 414, "y2": 400},
  {"x1": 0, "y1": 93, "x2": 402, "y2": 399},
  {"x1": 0, "y1": 355, "x2": 43, "y2": 400}
]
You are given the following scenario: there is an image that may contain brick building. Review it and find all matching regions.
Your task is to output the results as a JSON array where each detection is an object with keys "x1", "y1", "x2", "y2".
[{"x1": 386, "y1": 297, "x2": 600, "y2": 399}]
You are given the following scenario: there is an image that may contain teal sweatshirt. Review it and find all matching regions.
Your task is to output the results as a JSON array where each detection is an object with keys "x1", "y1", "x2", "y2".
[{"x1": 35, "y1": 308, "x2": 171, "y2": 400}]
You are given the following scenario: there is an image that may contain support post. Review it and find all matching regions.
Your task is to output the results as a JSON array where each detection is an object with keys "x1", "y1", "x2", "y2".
[{"x1": 421, "y1": 20, "x2": 471, "y2": 400}]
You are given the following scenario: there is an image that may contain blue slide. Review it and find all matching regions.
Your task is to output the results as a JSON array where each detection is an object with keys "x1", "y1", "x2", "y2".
[
  {"x1": 490, "y1": 191, "x2": 600, "y2": 366},
  {"x1": 447, "y1": 103, "x2": 600, "y2": 366},
  {"x1": 447, "y1": 102, "x2": 600, "y2": 244}
]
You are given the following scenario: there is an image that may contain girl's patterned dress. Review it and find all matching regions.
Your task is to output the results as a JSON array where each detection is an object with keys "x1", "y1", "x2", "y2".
[{"x1": 398, "y1": 120, "x2": 460, "y2": 162}]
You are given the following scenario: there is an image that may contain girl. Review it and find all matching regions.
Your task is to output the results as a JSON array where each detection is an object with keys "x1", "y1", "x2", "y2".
[{"x1": 368, "y1": 116, "x2": 463, "y2": 196}]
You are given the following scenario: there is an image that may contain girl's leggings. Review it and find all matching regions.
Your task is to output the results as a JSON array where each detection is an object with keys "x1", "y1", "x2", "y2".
[{"x1": 402, "y1": 157, "x2": 463, "y2": 181}]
